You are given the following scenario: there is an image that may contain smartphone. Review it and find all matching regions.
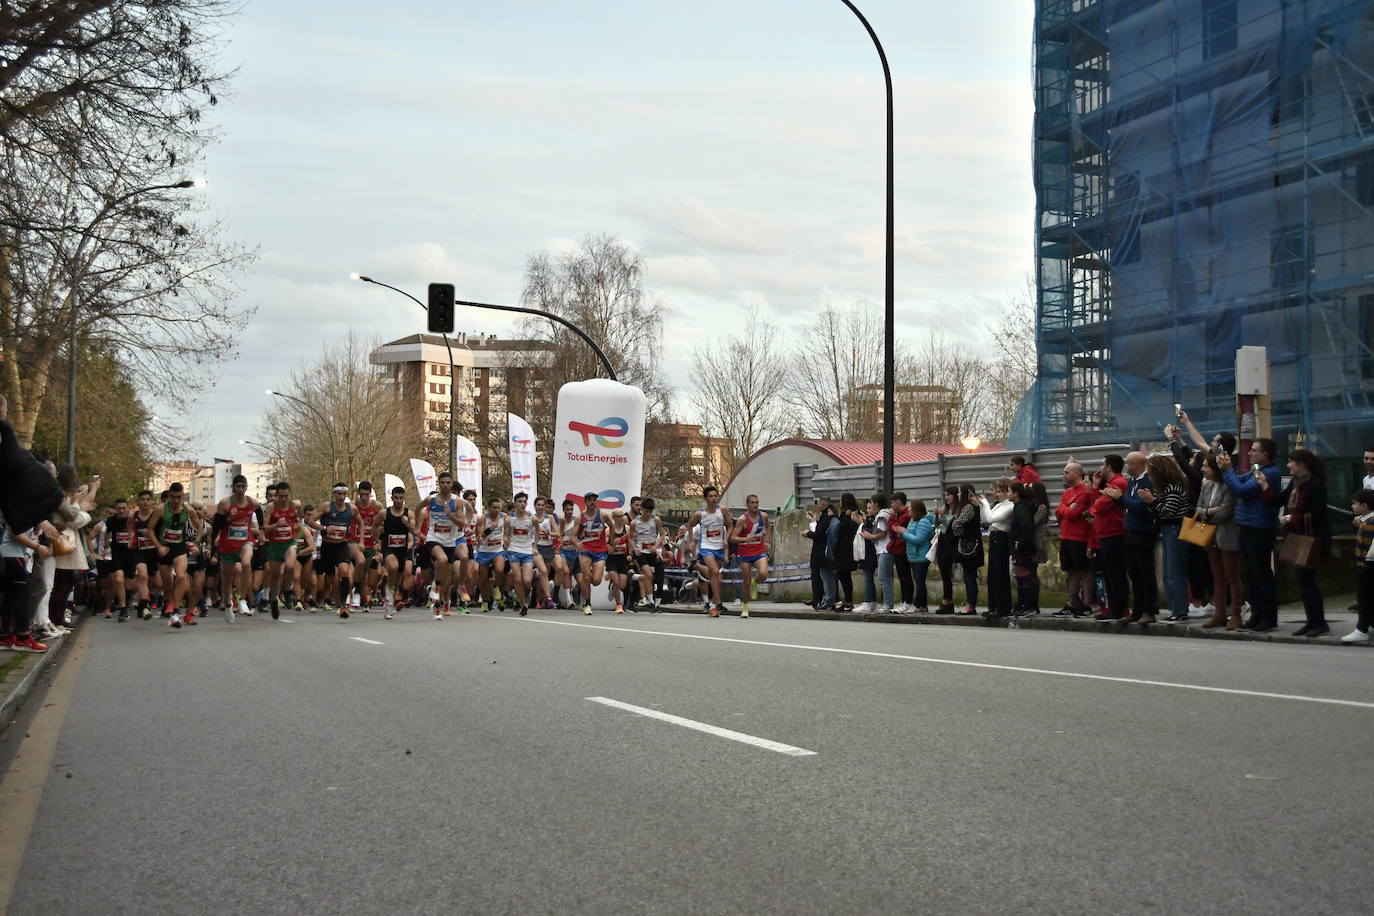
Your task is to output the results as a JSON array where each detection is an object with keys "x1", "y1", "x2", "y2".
[
  {"x1": 1252, "y1": 465, "x2": 1264, "y2": 480},
  {"x1": 1173, "y1": 403, "x2": 1183, "y2": 418}
]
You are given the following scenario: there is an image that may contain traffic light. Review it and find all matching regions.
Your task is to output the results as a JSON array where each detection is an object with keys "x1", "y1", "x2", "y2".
[{"x1": 427, "y1": 283, "x2": 455, "y2": 334}]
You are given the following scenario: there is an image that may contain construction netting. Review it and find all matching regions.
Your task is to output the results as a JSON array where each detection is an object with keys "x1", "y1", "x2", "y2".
[{"x1": 1021, "y1": 0, "x2": 1374, "y2": 458}]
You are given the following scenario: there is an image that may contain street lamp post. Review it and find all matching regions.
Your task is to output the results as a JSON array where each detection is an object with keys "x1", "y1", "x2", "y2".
[
  {"x1": 266, "y1": 389, "x2": 338, "y2": 483},
  {"x1": 66, "y1": 178, "x2": 206, "y2": 466},
  {"x1": 451, "y1": 297, "x2": 617, "y2": 382},
  {"x1": 351, "y1": 275, "x2": 458, "y2": 473},
  {"x1": 838, "y1": 1, "x2": 895, "y2": 493}
]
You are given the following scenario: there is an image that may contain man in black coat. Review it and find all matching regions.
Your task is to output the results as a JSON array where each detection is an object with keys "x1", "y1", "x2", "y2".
[
  {"x1": 0, "y1": 397, "x2": 64, "y2": 535},
  {"x1": 804, "y1": 496, "x2": 836, "y2": 608}
]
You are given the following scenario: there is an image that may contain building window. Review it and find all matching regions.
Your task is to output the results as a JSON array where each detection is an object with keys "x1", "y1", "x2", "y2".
[
  {"x1": 1202, "y1": 0, "x2": 1237, "y2": 58},
  {"x1": 1360, "y1": 294, "x2": 1374, "y2": 381},
  {"x1": 1277, "y1": 72, "x2": 1307, "y2": 125},
  {"x1": 1357, "y1": 152, "x2": 1374, "y2": 207},
  {"x1": 427, "y1": 420, "x2": 445, "y2": 432},
  {"x1": 1270, "y1": 224, "x2": 1311, "y2": 289}
]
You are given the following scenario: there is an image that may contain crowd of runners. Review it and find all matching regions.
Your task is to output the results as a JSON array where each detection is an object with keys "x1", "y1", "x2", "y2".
[{"x1": 79, "y1": 473, "x2": 776, "y2": 628}]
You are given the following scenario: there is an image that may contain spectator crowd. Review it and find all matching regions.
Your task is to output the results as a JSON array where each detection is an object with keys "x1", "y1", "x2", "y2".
[{"x1": 803, "y1": 420, "x2": 1374, "y2": 645}]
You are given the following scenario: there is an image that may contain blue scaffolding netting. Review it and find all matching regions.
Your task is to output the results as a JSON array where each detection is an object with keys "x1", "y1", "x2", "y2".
[{"x1": 1023, "y1": 0, "x2": 1374, "y2": 457}]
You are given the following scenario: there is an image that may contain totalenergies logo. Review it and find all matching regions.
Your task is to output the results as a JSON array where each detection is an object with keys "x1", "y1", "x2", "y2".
[
  {"x1": 570, "y1": 489, "x2": 625, "y2": 511},
  {"x1": 511, "y1": 435, "x2": 533, "y2": 452},
  {"x1": 569, "y1": 416, "x2": 627, "y2": 448},
  {"x1": 458, "y1": 456, "x2": 479, "y2": 467},
  {"x1": 513, "y1": 472, "x2": 532, "y2": 484}
]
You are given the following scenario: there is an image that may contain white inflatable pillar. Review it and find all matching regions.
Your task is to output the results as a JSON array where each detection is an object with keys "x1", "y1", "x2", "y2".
[{"x1": 551, "y1": 379, "x2": 646, "y2": 513}]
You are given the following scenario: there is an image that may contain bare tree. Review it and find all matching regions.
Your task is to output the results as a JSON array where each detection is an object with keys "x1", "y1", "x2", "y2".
[
  {"x1": 0, "y1": 0, "x2": 252, "y2": 449},
  {"x1": 784, "y1": 301, "x2": 891, "y2": 440},
  {"x1": 256, "y1": 334, "x2": 427, "y2": 503},
  {"x1": 689, "y1": 306, "x2": 789, "y2": 467},
  {"x1": 508, "y1": 234, "x2": 674, "y2": 495}
]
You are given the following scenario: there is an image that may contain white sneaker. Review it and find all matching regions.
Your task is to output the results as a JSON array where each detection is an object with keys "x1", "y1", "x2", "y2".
[
  {"x1": 894, "y1": 603, "x2": 911, "y2": 615},
  {"x1": 1339, "y1": 627, "x2": 1371, "y2": 644},
  {"x1": 853, "y1": 602, "x2": 872, "y2": 613},
  {"x1": 223, "y1": 605, "x2": 235, "y2": 623},
  {"x1": 169, "y1": 613, "x2": 182, "y2": 629},
  {"x1": 350, "y1": 591, "x2": 361, "y2": 608},
  {"x1": 434, "y1": 611, "x2": 442, "y2": 621},
  {"x1": 880, "y1": 605, "x2": 895, "y2": 614},
  {"x1": 1188, "y1": 603, "x2": 1206, "y2": 616},
  {"x1": 238, "y1": 598, "x2": 251, "y2": 616}
]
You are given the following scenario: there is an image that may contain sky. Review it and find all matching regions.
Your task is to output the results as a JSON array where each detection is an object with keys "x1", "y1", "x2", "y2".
[{"x1": 169, "y1": 0, "x2": 1036, "y2": 463}]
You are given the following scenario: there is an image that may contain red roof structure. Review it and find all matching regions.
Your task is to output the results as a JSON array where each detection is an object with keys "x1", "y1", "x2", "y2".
[{"x1": 777, "y1": 439, "x2": 1004, "y2": 466}]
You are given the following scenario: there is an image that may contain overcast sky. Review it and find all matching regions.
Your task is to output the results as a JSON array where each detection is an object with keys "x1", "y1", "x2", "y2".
[{"x1": 169, "y1": 0, "x2": 1035, "y2": 464}]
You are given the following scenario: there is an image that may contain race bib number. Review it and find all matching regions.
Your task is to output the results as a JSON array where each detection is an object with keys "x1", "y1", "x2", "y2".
[
  {"x1": 229, "y1": 525, "x2": 249, "y2": 541},
  {"x1": 326, "y1": 525, "x2": 347, "y2": 541},
  {"x1": 513, "y1": 526, "x2": 530, "y2": 538},
  {"x1": 387, "y1": 534, "x2": 406, "y2": 548},
  {"x1": 706, "y1": 527, "x2": 722, "y2": 539},
  {"x1": 433, "y1": 523, "x2": 452, "y2": 534},
  {"x1": 162, "y1": 529, "x2": 183, "y2": 544},
  {"x1": 115, "y1": 531, "x2": 131, "y2": 546}
]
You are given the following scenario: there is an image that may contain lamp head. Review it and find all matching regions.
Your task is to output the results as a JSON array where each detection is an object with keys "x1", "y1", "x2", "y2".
[{"x1": 960, "y1": 435, "x2": 982, "y2": 452}]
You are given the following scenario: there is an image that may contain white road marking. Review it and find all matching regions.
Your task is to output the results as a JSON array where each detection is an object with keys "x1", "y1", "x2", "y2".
[
  {"x1": 497, "y1": 618, "x2": 1374, "y2": 711},
  {"x1": 586, "y1": 696, "x2": 817, "y2": 756},
  {"x1": 349, "y1": 637, "x2": 385, "y2": 645},
  {"x1": 279, "y1": 618, "x2": 295, "y2": 624}
]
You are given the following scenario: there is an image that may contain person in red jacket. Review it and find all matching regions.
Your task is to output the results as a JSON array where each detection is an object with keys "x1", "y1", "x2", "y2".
[
  {"x1": 1009, "y1": 456, "x2": 1042, "y2": 484},
  {"x1": 1054, "y1": 461, "x2": 1095, "y2": 617},
  {"x1": 1091, "y1": 454, "x2": 1130, "y2": 621}
]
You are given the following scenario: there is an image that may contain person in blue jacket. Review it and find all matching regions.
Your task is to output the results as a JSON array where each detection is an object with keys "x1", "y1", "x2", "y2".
[
  {"x1": 899, "y1": 499, "x2": 935, "y2": 613},
  {"x1": 1217, "y1": 438, "x2": 1283, "y2": 632}
]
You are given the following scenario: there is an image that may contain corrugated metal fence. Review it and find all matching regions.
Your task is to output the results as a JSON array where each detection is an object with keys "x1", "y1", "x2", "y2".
[{"x1": 798, "y1": 445, "x2": 1132, "y2": 513}]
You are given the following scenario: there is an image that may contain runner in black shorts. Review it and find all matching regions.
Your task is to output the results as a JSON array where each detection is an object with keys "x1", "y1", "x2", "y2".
[
  {"x1": 129, "y1": 490, "x2": 160, "y2": 619},
  {"x1": 104, "y1": 499, "x2": 133, "y2": 620},
  {"x1": 153, "y1": 483, "x2": 200, "y2": 627},
  {"x1": 377, "y1": 486, "x2": 414, "y2": 619}
]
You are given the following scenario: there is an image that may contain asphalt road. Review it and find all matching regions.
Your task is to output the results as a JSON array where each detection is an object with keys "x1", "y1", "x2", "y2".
[{"x1": 3, "y1": 606, "x2": 1371, "y2": 915}]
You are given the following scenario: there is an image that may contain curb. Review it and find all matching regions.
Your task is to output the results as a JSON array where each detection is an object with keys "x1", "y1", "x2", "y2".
[
  {"x1": 0, "y1": 627, "x2": 76, "y2": 736},
  {"x1": 656, "y1": 605, "x2": 1371, "y2": 648}
]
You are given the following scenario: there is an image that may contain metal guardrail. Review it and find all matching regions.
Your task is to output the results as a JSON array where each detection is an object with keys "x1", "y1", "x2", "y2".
[{"x1": 801, "y1": 444, "x2": 1133, "y2": 515}]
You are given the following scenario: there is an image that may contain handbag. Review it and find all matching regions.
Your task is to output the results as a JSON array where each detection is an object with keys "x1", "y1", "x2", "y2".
[
  {"x1": 1178, "y1": 512, "x2": 1216, "y2": 548},
  {"x1": 925, "y1": 529, "x2": 940, "y2": 564},
  {"x1": 1278, "y1": 532, "x2": 1322, "y2": 568}
]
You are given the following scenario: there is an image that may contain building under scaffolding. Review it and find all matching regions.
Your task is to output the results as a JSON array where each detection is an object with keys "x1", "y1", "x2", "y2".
[{"x1": 1021, "y1": 0, "x2": 1374, "y2": 457}]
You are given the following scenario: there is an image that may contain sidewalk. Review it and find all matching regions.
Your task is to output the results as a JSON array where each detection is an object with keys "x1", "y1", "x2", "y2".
[
  {"x1": 0, "y1": 624, "x2": 78, "y2": 736},
  {"x1": 658, "y1": 597, "x2": 1371, "y2": 648}
]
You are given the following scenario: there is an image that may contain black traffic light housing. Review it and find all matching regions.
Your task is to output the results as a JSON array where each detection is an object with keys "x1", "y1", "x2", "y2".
[{"x1": 427, "y1": 283, "x2": 455, "y2": 334}]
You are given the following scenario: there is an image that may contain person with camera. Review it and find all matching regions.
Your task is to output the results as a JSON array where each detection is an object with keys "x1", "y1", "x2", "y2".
[
  {"x1": 1091, "y1": 455, "x2": 1130, "y2": 621},
  {"x1": 1218, "y1": 438, "x2": 1282, "y2": 632}
]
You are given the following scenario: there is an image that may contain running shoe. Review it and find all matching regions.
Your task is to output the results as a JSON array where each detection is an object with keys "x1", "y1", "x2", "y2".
[
  {"x1": 169, "y1": 613, "x2": 182, "y2": 629},
  {"x1": 740, "y1": 603, "x2": 750, "y2": 619},
  {"x1": 708, "y1": 605, "x2": 720, "y2": 618},
  {"x1": 384, "y1": 608, "x2": 395, "y2": 620},
  {"x1": 614, "y1": 604, "x2": 624, "y2": 614},
  {"x1": 117, "y1": 606, "x2": 129, "y2": 622},
  {"x1": 582, "y1": 604, "x2": 593, "y2": 615},
  {"x1": 238, "y1": 598, "x2": 251, "y2": 616},
  {"x1": 141, "y1": 604, "x2": 152, "y2": 620},
  {"x1": 185, "y1": 610, "x2": 198, "y2": 626},
  {"x1": 11, "y1": 635, "x2": 47, "y2": 653},
  {"x1": 443, "y1": 604, "x2": 453, "y2": 617},
  {"x1": 519, "y1": 604, "x2": 528, "y2": 617},
  {"x1": 434, "y1": 609, "x2": 443, "y2": 621},
  {"x1": 270, "y1": 598, "x2": 280, "y2": 620},
  {"x1": 223, "y1": 605, "x2": 235, "y2": 623},
  {"x1": 338, "y1": 607, "x2": 349, "y2": 619}
]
